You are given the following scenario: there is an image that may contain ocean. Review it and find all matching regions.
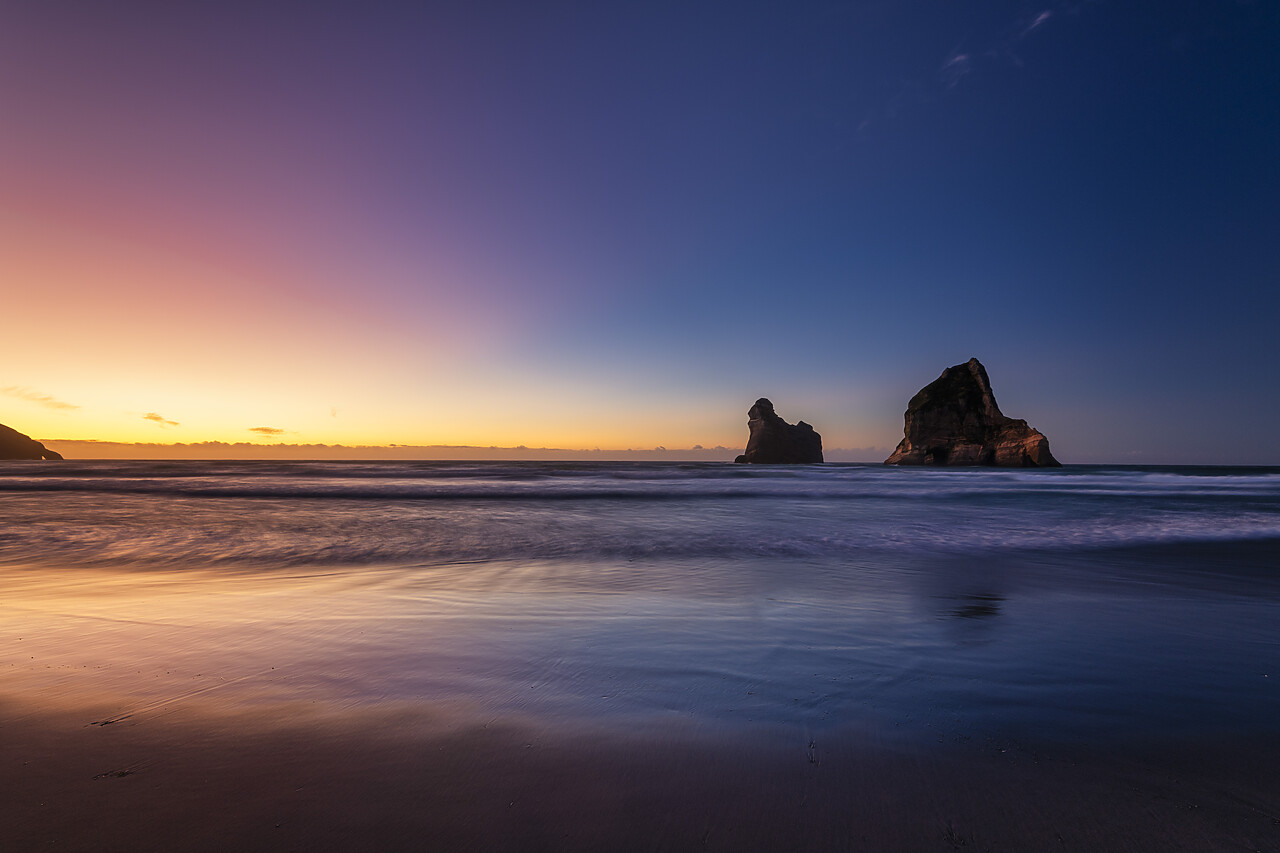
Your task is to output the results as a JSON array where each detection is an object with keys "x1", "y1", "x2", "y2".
[{"x1": 3, "y1": 461, "x2": 1279, "y2": 850}]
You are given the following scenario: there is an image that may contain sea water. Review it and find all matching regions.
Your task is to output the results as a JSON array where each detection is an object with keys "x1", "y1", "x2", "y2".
[{"x1": 2, "y1": 461, "x2": 1278, "y2": 748}]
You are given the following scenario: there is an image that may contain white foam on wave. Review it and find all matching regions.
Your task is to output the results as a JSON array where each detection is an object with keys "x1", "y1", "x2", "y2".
[{"x1": 0, "y1": 462, "x2": 1277, "y2": 568}]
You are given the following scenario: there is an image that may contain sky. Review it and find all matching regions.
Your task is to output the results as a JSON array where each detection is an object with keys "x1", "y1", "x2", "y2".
[{"x1": 3, "y1": 0, "x2": 1278, "y2": 463}]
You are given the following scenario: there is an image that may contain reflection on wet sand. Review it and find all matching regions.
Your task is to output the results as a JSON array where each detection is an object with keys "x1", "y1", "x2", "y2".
[
  {"x1": 3, "y1": 558, "x2": 1279, "y2": 851},
  {"x1": 947, "y1": 592, "x2": 1004, "y2": 621}
]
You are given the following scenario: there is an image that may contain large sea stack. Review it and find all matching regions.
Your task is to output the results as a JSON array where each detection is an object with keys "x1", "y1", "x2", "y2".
[
  {"x1": 0, "y1": 423, "x2": 63, "y2": 460},
  {"x1": 734, "y1": 398, "x2": 823, "y2": 464},
  {"x1": 885, "y1": 358, "x2": 1060, "y2": 467}
]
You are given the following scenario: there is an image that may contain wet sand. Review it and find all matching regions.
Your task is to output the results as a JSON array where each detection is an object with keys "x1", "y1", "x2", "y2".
[
  {"x1": 3, "y1": 562, "x2": 1279, "y2": 851},
  {"x1": 4, "y1": 701, "x2": 1279, "y2": 852}
]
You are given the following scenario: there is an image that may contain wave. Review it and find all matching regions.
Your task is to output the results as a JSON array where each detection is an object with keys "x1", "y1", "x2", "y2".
[
  {"x1": 2, "y1": 462, "x2": 1279, "y2": 571},
  {"x1": 2, "y1": 461, "x2": 1280, "y2": 501}
]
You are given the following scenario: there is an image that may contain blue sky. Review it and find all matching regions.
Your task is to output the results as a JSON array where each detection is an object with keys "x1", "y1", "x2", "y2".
[{"x1": 2, "y1": 0, "x2": 1277, "y2": 461}]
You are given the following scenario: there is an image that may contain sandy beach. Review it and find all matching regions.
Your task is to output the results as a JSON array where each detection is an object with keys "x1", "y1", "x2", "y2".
[
  {"x1": 5, "y1": 698, "x2": 1278, "y2": 851},
  {"x1": 4, "y1": 552, "x2": 1278, "y2": 852}
]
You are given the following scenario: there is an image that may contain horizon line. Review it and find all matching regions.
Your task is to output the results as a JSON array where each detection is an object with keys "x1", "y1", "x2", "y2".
[{"x1": 40, "y1": 439, "x2": 892, "y2": 462}]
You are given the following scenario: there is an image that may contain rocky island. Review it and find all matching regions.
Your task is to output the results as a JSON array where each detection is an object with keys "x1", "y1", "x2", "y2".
[
  {"x1": 734, "y1": 398, "x2": 823, "y2": 464},
  {"x1": 0, "y1": 423, "x2": 64, "y2": 460},
  {"x1": 885, "y1": 358, "x2": 1060, "y2": 467}
]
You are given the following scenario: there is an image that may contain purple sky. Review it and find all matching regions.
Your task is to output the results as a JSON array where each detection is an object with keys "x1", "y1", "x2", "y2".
[{"x1": 3, "y1": 1, "x2": 1278, "y2": 462}]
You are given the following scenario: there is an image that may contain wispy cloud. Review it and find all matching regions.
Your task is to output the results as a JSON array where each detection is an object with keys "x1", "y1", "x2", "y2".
[
  {"x1": 249, "y1": 426, "x2": 285, "y2": 436},
  {"x1": 940, "y1": 51, "x2": 973, "y2": 89},
  {"x1": 1019, "y1": 10, "x2": 1053, "y2": 39},
  {"x1": 941, "y1": 7, "x2": 1057, "y2": 90},
  {"x1": 143, "y1": 412, "x2": 180, "y2": 427},
  {"x1": 857, "y1": 3, "x2": 1073, "y2": 141},
  {"x1": 2, "y1": 386, "x2": 79, "y2": 411}
]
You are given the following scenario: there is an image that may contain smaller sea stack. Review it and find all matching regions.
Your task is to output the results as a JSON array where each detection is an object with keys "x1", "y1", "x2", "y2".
[
  {"x1": 885, "y1": 358, "x2": 1059, "y2": 467},
  {"x1": 734, "y1": 398, "x2": 823, "y2": 464},
  {"x1": 0, "y1": 423, "x2": 63, "y2": 460}
]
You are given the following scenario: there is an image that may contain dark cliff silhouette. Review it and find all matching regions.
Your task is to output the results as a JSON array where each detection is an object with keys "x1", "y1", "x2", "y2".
[
  {"x1": 734, "y1": 398, "x2": 823, "y2": 464},
  {"x1": 885, "y1": 358, "x2": 1059, "y2": 467},
  {"x1": 0, "y1": 424, "x2": 63, "y2": 460}
]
